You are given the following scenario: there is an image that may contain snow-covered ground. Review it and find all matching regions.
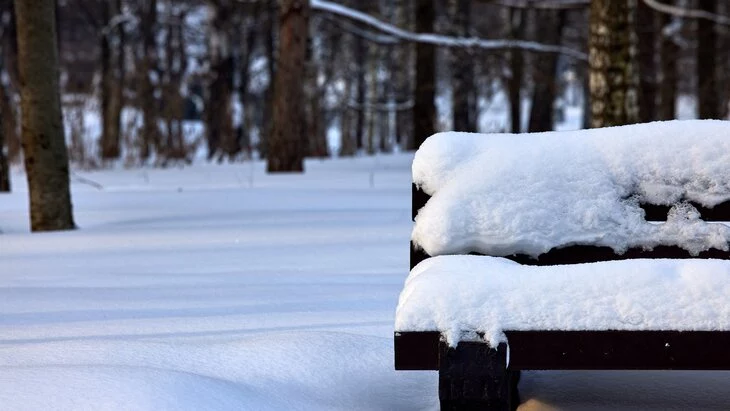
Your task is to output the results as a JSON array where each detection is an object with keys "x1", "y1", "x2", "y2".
[{"x1": 2, "y1": 155, "x2": 729, "y2": 410}]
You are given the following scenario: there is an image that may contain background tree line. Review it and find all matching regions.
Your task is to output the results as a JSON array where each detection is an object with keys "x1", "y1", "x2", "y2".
[{"x1": 2, "y1": 0, "x2": 730, "y2": 230}]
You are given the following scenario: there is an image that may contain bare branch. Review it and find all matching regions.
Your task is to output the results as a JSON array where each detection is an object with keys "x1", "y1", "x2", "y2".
[
  {"x1": 310, "y1": 0, "x2": 587, "y2": 61},
  {"x1": 642, "y1": 0, "x2": 730, "y2": 26}
]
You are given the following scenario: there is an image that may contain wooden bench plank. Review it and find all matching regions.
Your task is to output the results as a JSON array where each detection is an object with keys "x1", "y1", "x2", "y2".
[
  {"x1": 395, "y1": 331, "x2": 730, "y2": 371},
  {"x1": 410, "y1": 241, "x2": 730, "y2": 270}
]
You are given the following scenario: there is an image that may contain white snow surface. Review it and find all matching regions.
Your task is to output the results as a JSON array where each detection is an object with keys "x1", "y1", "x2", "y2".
[
  {"x1": 396, "y1": 255, "x2": 730, "y2": 344},
  {"x1": 412, "y1": 120, "x2": 730, "y2": 258},
  {"x1": 2, "y1": 154, "x2": 730, "y2": 410}
]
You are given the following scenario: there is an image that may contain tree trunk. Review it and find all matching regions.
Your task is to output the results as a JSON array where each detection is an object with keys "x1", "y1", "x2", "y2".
[
  {"x1": 451, "y1": 0, "x2": 475, "y2": 132},
  {"x1": 205, "y1": 1, "x2": 235, "y2": 161},
  {"x1": 267, "y1": 0, "x2": 309, "y2": 173},
  {"x1": 411, "y1": 0, "x2": 436, "y2": 149},
  {"x1": 260, "y1": 0, "x2": 277, "y2": 159},
  {"x1": 508, "y1": 7, "x2": 526, "y2": 133},
  {"x1": 589, "y1": 0, "x2": 639, "y2": 128},
  {"x1": 658, "y1": 9, "x2": 678, "y2": 120},
  {"x1": 354, "y1": 31, "x2": 366, "y2": 152},
  {"x1": 697, "y1": 0, "x2": 718, "y2": 119},
  {"x1": 528, "y1": 9, "x2": 565, "y2": 133},
  {"x1": 0, "y1": 107, "x2": 9, "y2": 192},
  {"x1": 100, "y1": 0, "x2": 123, "y2": 160},
  {"x1": 139, "y1": 0, "x2": 159, "y2": 161},
  {"x1": 15, "y1": 0, "x2": 75, "y2": 231},
  {"x1": 637, "y1": 0, "x2": 657, "y2": 123}
]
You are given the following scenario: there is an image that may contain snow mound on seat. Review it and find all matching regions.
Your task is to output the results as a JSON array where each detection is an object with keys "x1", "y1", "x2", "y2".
[
  {"x1": 412, "y1": 120, "x2": 730, "y2": 257},
  {"x1": 395, "y1": 255, "x2": 730, "y2": 345}
]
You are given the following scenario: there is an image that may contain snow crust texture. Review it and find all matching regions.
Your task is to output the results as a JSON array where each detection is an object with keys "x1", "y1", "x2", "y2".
[
  {"x1": 412, "y1": 120, "x2": 730, "y2": 258},
  {"x1": 395, "y1": 255, "x2": 730, "y2": 344}
]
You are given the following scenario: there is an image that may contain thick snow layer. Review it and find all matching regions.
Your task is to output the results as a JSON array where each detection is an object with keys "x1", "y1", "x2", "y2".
[
  {"x1": 412, "y1": 120, "x2": 730, "y2": 257},
  {"x1": 2, "y1": 155, "x2": 730, "y2": 410},
  {"x1": 396, "y1": 255, "x2": 730, "y2": 344}
]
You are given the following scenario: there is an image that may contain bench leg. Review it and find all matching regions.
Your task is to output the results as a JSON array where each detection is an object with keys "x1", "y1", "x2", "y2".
[{"x1": 439, "y1": 341, "x2": 520, "y2": 411}]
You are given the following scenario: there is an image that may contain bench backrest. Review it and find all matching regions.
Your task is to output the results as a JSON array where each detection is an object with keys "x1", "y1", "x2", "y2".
[{"x1": 410, "y1": 183, "x2": 730, "y2": 270}]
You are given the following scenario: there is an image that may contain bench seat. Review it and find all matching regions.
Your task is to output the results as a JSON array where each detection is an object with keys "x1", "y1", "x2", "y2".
[{"x1": 396, "y1": 255, "x2": 730, "y2": 345}]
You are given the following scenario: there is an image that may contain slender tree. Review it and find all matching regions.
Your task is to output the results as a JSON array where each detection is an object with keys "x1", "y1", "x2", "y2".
[
  {"x1": 411, "y1": 0, "x2": 436, "y2": 149},
  {"x1": 100, "y1": 0, "x2": 124, "y2": 160},
  {"x1": 697, "y1": 0, "x2": 718, "y2": 119},
  {"x1": 0, "y1": 110, "x2": 9, "y2": 192},
  {"x1": 637, "y1": 0, "x2": 657, "y2": 122},
  {"x1": 451, "y1": 0, "x2": 476, "y2": 132},
  {"x1": 507, "y1": 6, "x2": 526, "y2": 133},
  {"x1": 589, "y1": 0, "x2": 639, "y2": 128},
  {"x1": 267, "y1": 0, "x2": 309, "y2": 172},
  {"x1": 658, "y1": 6, "x2": 678, "y2": 120},
  {"x1": 528, "y1": 9, "x2": 565, "y2": 132},
  {"x1": 15, "y1": 0, "x2": 75, "y2": 231}
]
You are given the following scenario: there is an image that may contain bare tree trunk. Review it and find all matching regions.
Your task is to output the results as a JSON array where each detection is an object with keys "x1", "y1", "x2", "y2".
[
  {"x1": 2, "y1": 2, "x2": 21, "y2": 162},
  {"x1": 339, "y1": 81, "x2": 357, "y2": 156},
  {"x1": 658, "y1": 8, "x2": 678, "y2": 120},
  {"x1": 139, "y1": 0, "x2": 160, "y2": 161},
  {"x1": 637, "y1": 0, "x2": 657, "y2": 122},
  {"x1": 354, "y1": 30, "x2": 366, "y2": 152},
  {"x1": 260, "y1": 0, "x2": 277, "y2": 159},
  {"x1": 267, "y1": 0, "x2": 308, "y2": 173},
  {"x1": 589, "y1": 0, "x2": 639, "y2": 128},
  {"x1": 411, "y1": 0, "x2": 436, "y2": 149},
  {"x1": 697, "y1": 0, "x2": 718, "y2": 119},
  {"x1": 451, "y1": 0, "x2": 475, "y2": 132},
  {"x1": 0, "y1": 108, "x2": 9, "y2": 192},
  {"x1": 507, "y1": 7, "x2": 525, "y2": 133},
  {"x1": 528, "y1": 9, "x2": 565, "y2": 132},
  {"x1": 100, "y1": 0, "x2": 123, "y2": 160},
  {"x1": 205, "y1": 0, "x2": 235, "y2": 161},
  {"x1": 15, "y1": 0, "x2": 75, "y2": 231}
]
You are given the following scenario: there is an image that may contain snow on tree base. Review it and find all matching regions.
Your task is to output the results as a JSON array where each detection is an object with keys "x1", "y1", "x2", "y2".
[
  {"x1": 395, "y1": 255, "x2": 730, "y2": 346},
  {"x1": 411, "y1": 120, "x2": 730, "y2": 258}
]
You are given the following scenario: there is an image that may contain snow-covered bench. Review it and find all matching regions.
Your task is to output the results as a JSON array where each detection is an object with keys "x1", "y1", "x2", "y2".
[{"x1": 394, "y1": 121, "x2": 730, "y2": 411}]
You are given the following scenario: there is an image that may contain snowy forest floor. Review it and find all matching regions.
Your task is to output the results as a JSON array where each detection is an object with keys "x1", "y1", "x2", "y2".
[{"x1": 1, "y1": 154, "x2": 729, "y2": 410}]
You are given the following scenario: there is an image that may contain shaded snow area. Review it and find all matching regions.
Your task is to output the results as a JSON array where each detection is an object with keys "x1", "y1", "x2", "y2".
[
  {"x1": 396, "y1": 255, "x2": 730, "y2": 344},
  {"x1": 412, "y1": 120, "x2": 730, "y2": 258},
  {"x1": 2, "y1": 155, "x2": 730, "y2": 410}
]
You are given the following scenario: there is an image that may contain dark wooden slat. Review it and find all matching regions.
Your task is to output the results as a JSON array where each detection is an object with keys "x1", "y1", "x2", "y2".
[
  {"x1": 412, "y1": 183, "x2": 431, "y2": 221},
  {"x1": 395, "y1": 331, "x2": 730, "y2": 371},
  {"x1": 507, "y1": 330, "x2": 730, "y2": 370},
  {"x1": 411, "y1": 242, "x2": 730, "y2": 269},
  {"x1": 506, "y1": 245, "x2": 730, "y2": 266},
  {"x1": 642, "y1": 201, "x2": 730, "y2": 221},
  {"x1": 395, "y1": 331, "x2": 441, "y2": 370},
  {"x1": 410, "y1": 241, "x2": 431, "y2": 270}
]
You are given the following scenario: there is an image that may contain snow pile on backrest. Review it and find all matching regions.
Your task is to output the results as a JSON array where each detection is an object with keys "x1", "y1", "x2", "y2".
[
  {"x1": 412, "y1": 120, "x2": 730, "y2": 258},
  {"x1": 395, "y1": 255, "x2": 730, "y2": 345}
]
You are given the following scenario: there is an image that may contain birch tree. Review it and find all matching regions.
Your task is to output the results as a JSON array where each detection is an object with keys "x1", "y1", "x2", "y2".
[{"x1": 589, "y1": 0, "x2": 639, "y2": 128}]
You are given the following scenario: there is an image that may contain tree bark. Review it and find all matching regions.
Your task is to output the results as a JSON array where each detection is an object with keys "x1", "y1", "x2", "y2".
[
  {"x1": 139, "y1": 0, "x2": 160, "y2": 161},
  {"x1": 589, "y1": 0, "x2": 639, "y2": 128},
  {"x1": 528, "y1": 9, "x2": 565, "y2": 133},
  {"x1": 260, "y1": 0, "x2": 277, "y2": 159},
  {"x1": 697, "y1": 0, "x2": 718, "y2": 119},
  {"x1": 508, "y1": 7, "x2": 525, "y2": 133},
  {"x1": 0, "y1": 106, "x2": 9, "y2": 192},
  {"x1": 100, "y1": 0, "x2": 123, "y2": 160},
  {"x1": 267, "y1": 0, "x2": 308, "y2": 173},
  {"x1": 205, "y1": 0, "x2": 235, "y2": 161},
  {"x1": 451, "y1": 0, "x2": 475, "y2": 132},
  {"x1": 658, "y1": 8, "x2": 678, "y2": 120},
  {"x1": 15, "y1": 0, "x2": 75, "y2": 231},
  {"x1": 637, "y1": 0, "x2": 657, "y2": 123},
  {"x1": 411, "y1": 0, "x2": 436, "y2": 150}
]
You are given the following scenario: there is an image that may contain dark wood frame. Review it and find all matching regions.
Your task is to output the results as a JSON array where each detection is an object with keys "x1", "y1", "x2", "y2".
[{"x1": 398, "y1": 184, "x2": 730, "y2": 411}]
